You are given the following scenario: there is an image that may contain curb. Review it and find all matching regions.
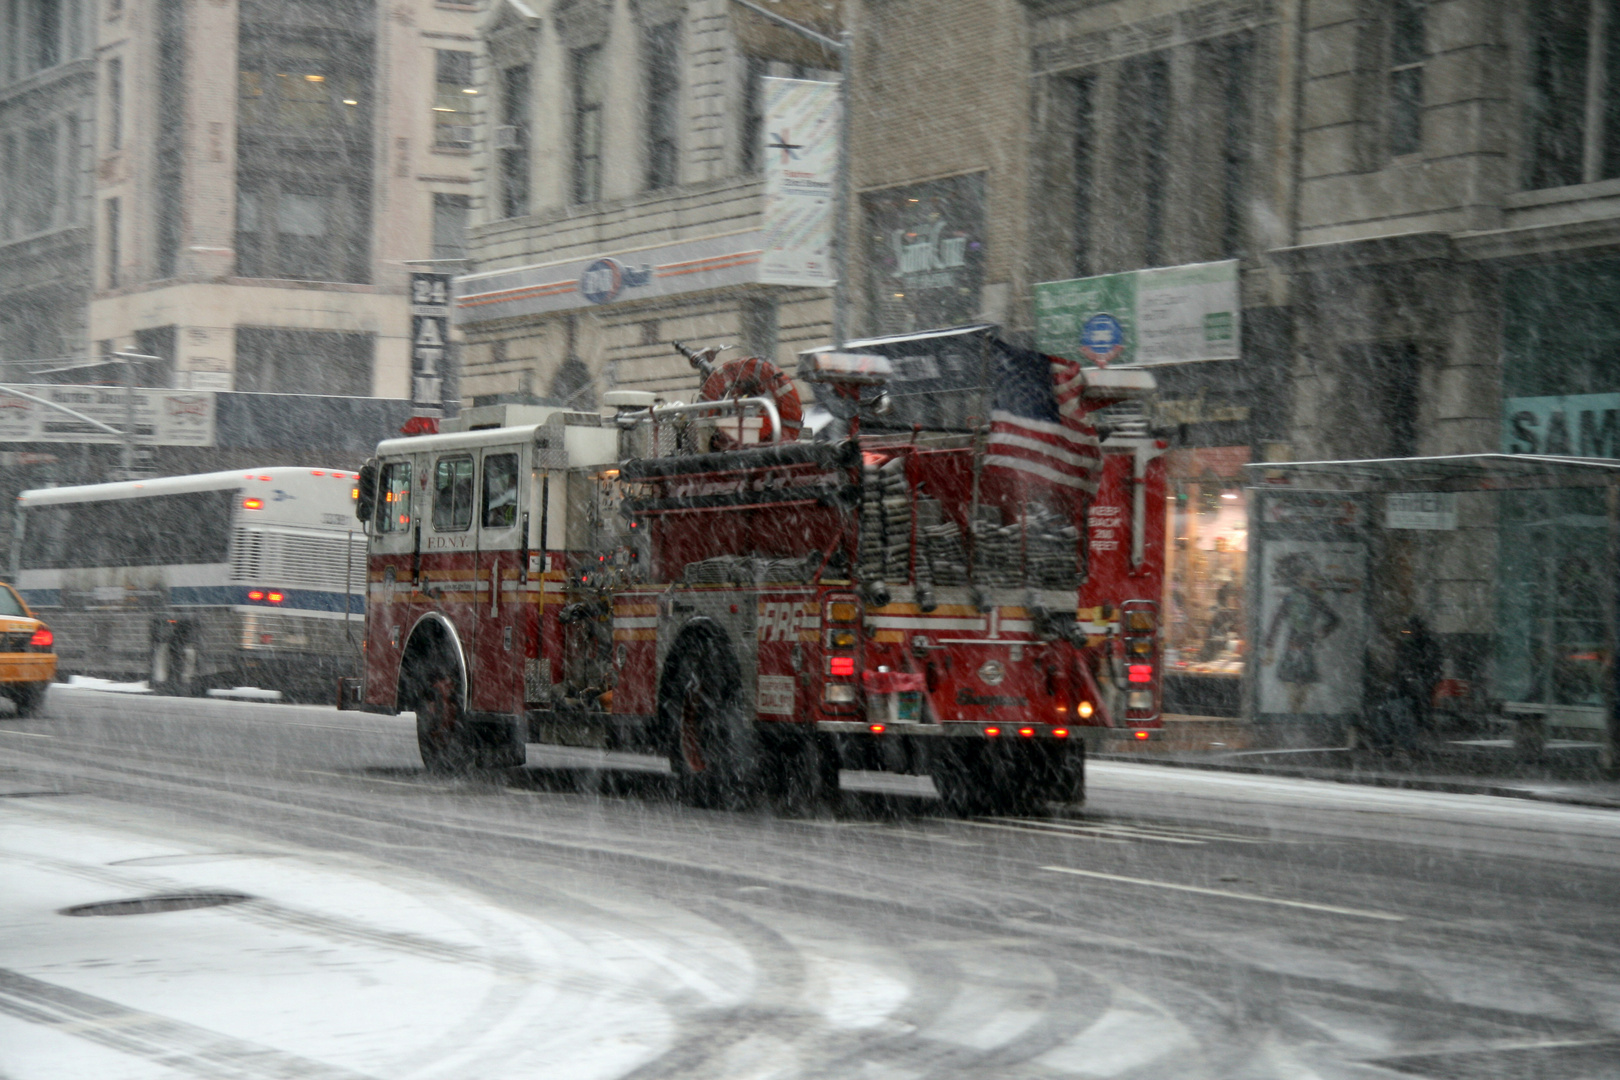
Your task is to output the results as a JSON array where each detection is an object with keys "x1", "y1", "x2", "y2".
[{"x1": 1090, "y1": 752, "x2": 1620, "y2": 810}]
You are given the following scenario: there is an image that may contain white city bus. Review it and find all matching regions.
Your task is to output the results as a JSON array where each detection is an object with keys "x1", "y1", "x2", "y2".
[{"x1": 10, "y1": 468, "x2": 367, "y2": 699}]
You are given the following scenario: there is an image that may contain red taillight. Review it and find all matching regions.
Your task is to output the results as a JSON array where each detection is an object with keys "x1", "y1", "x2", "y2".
[
  {"x1": 29, "y1": 627, "x2": 52, "y2": 649},
  {"x1": 1018, "y1": 727, "x2": 1035, "y2": 738},
  {"x1": 1128, "y1": 664, "x2": 1153, "y2": 683},
  {"x1": 984, "y1": 726, "x2": 1001, "y2": 737},
  {"x1": 828, "y1": 656, "x2": 855, "y2": 678},
  {"x1": 868, "y1": 723, "x2": 886, "y2": 734},
  {"x1": 267, "y1": 591, "x2": 284, "y2": 603},
  {"x1": 247, "y1": 590, "x2": 265, "y2": 601},
  {"x1": 242, "y1": 497, "x2": 263, "y2": 510},
  {"x1": 1134, "y1": 730, "x2": 1151, "y2": 740},
  {"x1": 311, "y1": 470, "x2": 325, "y2": 476},
  {"x1": 1053, "y1": 728, "x2": 1069, "y2": 738}
]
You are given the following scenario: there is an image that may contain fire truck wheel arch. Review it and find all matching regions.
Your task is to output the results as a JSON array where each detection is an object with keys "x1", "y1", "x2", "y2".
[
  {"x1": 398, "y1": 613, "x2": 469, "y2": 713},
  {"x1": 658, "y1": 623, "x2": 763, "y2": 808}
]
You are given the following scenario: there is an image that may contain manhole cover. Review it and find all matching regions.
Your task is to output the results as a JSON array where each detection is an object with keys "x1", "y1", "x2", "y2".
[{"x1": 60, "y1": 892, "x2": 254, "y2": 917}]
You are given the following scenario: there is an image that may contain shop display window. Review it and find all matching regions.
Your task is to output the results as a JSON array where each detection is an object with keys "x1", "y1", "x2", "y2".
[{"x1": 1163, "y1": 447, "x2": 1250, "y2": 678}]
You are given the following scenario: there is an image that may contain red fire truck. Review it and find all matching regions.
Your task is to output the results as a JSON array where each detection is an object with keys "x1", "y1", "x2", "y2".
[{"x1": 352, "y1": 326, "x2": 1165, "y2": 815}]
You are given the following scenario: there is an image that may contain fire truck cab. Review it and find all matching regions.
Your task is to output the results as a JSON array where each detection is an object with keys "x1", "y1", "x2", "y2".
[{"x1": 354, "y1": 327, "x2": 1165, "y2": 816}]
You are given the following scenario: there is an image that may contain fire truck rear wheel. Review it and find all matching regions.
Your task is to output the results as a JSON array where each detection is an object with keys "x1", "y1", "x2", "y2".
[
  {"x1": 764, "y1": 730, "x2": 839, "y2": 817},
  {"x1": 660, "y1": 636, "x2": 761, "y2": 810}
]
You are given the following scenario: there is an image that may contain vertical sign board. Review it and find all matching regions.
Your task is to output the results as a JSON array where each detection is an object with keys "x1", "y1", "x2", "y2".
[
  {"x1": 410, "y1": 273, "x2": 451, "y2": 415},
  {"x1": 759, "y1": 77, "x2": 838, "y2": 288},
  {"x1": 1250, "y1": 492, "x2": 1369, "y2": 730},
  {"x1": 1034, "y1": 260, "x2": 1240, "y2": 367}
]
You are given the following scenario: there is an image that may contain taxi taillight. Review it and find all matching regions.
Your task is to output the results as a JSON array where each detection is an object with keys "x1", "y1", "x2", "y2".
[{"x1": 29, "y1": 627, "x2": 52, "y2": 649}]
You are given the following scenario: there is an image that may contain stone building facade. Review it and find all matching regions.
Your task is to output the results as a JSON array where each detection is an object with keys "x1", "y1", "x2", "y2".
[
  {"x1": 0, "y1": 0, "x2": 98, "y2": 375},
  {"x1": 2, "y1": 0, "x2": 482, "y2": 398},
  {"x1": 453, "y1": 0, "x2": 838, "y2": 405}
]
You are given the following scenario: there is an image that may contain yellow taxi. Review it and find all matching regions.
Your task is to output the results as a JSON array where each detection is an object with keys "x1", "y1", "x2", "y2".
[{"x1": 0, "y1": 582, "x2": 55, "y2": 718}]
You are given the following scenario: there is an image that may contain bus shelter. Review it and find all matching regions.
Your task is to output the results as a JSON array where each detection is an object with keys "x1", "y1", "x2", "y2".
[{"x1": 1241, "y1": 454, "x2": 1618, "y2": 774}]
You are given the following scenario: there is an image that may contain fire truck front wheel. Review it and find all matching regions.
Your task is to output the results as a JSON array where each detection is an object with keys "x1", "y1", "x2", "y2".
[
  {"x1": 659, "y1": 634, "x2": 761, "y2": 810},
  {"x1": 407, "y1": 663, "x2": 475, "y2": 774}
]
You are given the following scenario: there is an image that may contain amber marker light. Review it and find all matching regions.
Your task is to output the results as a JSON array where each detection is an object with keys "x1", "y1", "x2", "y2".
[
  {"x1": 247, "y1": 590, "x2": 265, "y2": 601},
  {"x1": 242, "y1": 497, "x2": 263, "y2": 510},
  {"x1": 267, "y1": 592, "x2": 285, "y2": 603},
  {"x1": 1077, "y1": 700, "x2": 1095, "y2": 719}
]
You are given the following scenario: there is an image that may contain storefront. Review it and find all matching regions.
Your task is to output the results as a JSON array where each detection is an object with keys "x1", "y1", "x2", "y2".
[
  {"x1": 1497, "y1": 258, "x2": 1620, "y2": 737},
  {"x1": 1163, "y1": 445, "x2": 1250, "y2": 716},
  {"x1": 1244, "y1": 455, "x2": 1619, "y2": 763}
]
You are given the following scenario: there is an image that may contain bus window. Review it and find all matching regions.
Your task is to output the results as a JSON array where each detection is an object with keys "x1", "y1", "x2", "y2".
[
  {"x1": 482, "y1": 453, "x2": 519, "y2": 529},
  {"x1": 434, "y1": 456, "x2": 475, "y2": 532},
  {"x1": 375, "y1": 461, "x2": 413, "y2": 533}
]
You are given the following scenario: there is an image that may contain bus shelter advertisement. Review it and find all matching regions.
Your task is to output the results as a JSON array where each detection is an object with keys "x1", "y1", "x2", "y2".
[
  {"x1": 1034, "y1": 260, "x2": 1240, "y2": 367},
  {"x1": 0, "y1": 385, "x2": 215, "y2": 445},
  {"x1": 1256, "y1": 541, "x2": 1367, "y2": 717}
]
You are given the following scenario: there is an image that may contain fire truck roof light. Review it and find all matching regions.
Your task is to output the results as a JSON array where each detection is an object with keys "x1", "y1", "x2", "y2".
[
  {"x1": 242, "y1": 498, "x2": 263, "y2": 510},
  {"x1": 1128, "y1": 664, "x2": 1153, "y2": 683},
  {"x1": 984, "y1": 726, "x2": 1000, "y2": 737}
]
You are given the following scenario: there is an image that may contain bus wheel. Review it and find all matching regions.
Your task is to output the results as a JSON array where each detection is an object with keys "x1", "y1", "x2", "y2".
[
  {"x1": 661, "y1": 638, "x2": 759, "y2": 810},
  {"x1": 414, "y1": 666, "x2": 472, "y2": 774}
]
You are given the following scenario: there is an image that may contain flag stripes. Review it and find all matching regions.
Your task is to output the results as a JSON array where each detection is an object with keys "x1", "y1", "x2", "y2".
[{"x1": 985, "y1": 346, "x2": 1102, "y2": 495}]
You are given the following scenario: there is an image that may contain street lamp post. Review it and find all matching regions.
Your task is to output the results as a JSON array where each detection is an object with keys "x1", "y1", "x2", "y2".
[{"x1": 111, "y1": 352, "x2": 162, "y2": 479}]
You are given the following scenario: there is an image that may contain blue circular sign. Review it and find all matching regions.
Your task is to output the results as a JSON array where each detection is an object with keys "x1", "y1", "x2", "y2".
[
  {"x1": 579, "y1": 258, "x2": 624, "y2": 304},
  {"x1": 1079, "y1": 312, "x2": 1125, "y2": 366}
]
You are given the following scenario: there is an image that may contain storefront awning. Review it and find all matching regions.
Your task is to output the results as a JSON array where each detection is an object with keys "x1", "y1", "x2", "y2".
[{"x1": 1244, "y1": 453, "x2": 1620, "y2": 492}]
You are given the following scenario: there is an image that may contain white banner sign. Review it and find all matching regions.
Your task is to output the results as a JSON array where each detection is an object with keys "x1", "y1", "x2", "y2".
[
  {"x1": 0, "y1": 385, "x2": 216, "y2": 446},
  {"x1": 760, "y1": 77, "x2": 838, "y2": 288}
]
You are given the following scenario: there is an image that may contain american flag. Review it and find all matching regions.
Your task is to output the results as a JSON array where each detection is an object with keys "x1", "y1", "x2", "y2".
[{"x1": 984, "y1": 341, "x2": 1101, "y2": 496}]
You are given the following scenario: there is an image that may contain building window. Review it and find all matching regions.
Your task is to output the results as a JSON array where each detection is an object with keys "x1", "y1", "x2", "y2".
[
  {"x1": 1071, "y1": 74, "x2": 1095, "y2": 277},
  {"x1": 23, "y1": 125, "x2": 58, "y2": 233},
  {"x1": 644, "y1": 20, "x2": 680, "y2": 190},
  {"x1": 1527, "y1": 0, "x2": 1620, "y2": 189},
  {"x1": 572, "y1": 45, "x2": 604, "y2": 203},
  {"x1": 1118, "y1": 53, "x2": 1170, "y2": 268},
  {"x1": 434, "y1": 50, "x2": 475, "y2": 150},
  {"x1": 155, "y1": 0, "x2": 184, "y2": 278},
  {"x1": 235, "y1": 0, "x2": 373, "y2": 282},
  {"x1": 1388, "y1": 0, "x2": 1426, "y2": 156},
  {"x1": 234, "y1": 326, "x2": 374, "y2": 396},
  {"x1": 740, "y1": 55, "x2": 767, "y2": 173},
  {"x1": 132, "y1": 325, "x2": 176, "y2": 387},
  {"x1": 499, "y1": 64, "x2": 529, "y2": 218},
  {"x1": 106, "y1": 56, "x2": 123, "y2": 150},
  {"x1": 105, "y1": 197, "x2": 119, "y2": 288},
  {"x1": 1218, "y1": 33, "x2": 1253, "y2": 257},
  {"x1": 741, "y1": 295, "x2": 777, "y2": 360},
  {"x1": 236, "y1": 183, "x2": 366, "y2": 282},
  {"x1": 433, "y1": 193, "x2": 470, "y2": 261},
  {"x1": 35, "y1": 0, "x2": 61, "y2": 70}
]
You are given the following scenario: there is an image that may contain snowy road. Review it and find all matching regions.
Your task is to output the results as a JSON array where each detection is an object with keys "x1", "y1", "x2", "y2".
[{"x1": 3, "y1": 687, "x2": 1619, "y2": 1079}]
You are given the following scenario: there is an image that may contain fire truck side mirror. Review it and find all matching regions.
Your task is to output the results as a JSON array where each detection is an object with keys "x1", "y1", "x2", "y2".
[{"x1": 355, "y1": 461, "x2": 378, "y2": 524}]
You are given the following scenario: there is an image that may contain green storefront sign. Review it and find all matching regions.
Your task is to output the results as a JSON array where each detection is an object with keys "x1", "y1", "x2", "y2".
[
  {"x1": 1502, "y1": 393, "x2": 1620, "y2": 458},
  {"x1": 1034, "y1": 260, "x2": 1240, "y2": 366}
]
